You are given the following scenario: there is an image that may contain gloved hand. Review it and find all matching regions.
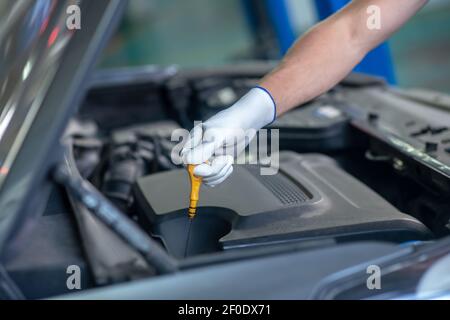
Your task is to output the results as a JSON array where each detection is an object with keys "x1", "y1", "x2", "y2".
[{"x1": 181, "y1": 86, "x2": 276, "y2": 187}]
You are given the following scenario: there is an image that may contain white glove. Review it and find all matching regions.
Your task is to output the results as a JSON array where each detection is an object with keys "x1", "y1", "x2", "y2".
[{"x1": 181, "y1": 87, "x2": 276, "y2": 187}]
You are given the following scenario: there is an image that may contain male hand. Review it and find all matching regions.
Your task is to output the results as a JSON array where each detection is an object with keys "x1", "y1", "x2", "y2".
[{"x1": 181, "y1": 87, "x2": 276, "y2": 187}]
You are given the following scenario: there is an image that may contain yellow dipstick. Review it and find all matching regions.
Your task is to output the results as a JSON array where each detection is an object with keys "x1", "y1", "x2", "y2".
[{"x1": 187, "y1": 164, "x2": 202, "y2": 219}]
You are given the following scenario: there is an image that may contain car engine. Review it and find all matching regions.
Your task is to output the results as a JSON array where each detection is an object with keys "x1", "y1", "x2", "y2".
[{"x1": 5, "y1": 65, "x2": 450, "y2": 298}]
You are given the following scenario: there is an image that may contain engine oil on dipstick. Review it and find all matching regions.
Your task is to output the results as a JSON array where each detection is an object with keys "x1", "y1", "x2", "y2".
[{"x1": 184, "y1": 164, "x2": 202, "y2": 257}]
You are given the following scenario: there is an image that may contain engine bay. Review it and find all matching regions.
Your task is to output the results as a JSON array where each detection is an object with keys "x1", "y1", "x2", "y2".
[
  {"x1": 5, "y1": 65, "x2": 450, "y2": 298},
  {"x1": 136, "y1": 152, "x2": 429, "y2": 258}
]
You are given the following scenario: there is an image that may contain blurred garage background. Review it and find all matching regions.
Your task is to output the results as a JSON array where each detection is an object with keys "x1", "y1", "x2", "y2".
[{"x1": 100, "y1": 0, "x2": 450, "y2": 93}]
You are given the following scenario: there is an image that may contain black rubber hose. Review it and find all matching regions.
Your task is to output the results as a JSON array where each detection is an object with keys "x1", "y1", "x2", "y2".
[{"x1": 53, "y1": 161, "x2": 178, "y2": 275}]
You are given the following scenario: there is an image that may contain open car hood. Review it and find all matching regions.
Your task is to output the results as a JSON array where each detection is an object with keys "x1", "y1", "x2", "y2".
[{"x1": 0, "y1": 0, "x2": 126, "y2": 257}]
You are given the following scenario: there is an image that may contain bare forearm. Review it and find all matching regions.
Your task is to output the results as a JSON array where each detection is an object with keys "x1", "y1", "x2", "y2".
[{"x1": 260, "y1": 0, "x2": 428, "y2": 116}]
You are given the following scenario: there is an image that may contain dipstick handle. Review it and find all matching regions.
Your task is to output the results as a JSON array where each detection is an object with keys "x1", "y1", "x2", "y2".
[{"x1": 187, "y1": 164, "x2": 202, "y2": 219}]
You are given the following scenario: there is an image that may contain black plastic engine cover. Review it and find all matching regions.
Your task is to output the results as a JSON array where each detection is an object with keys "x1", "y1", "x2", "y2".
[{"x1": 134, "y1": 152, "x2": 430, "y2": 257}]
